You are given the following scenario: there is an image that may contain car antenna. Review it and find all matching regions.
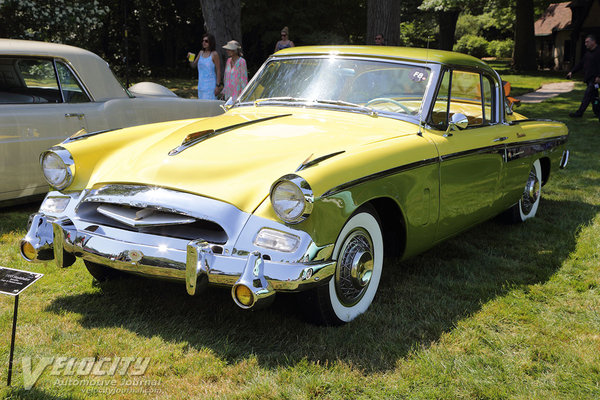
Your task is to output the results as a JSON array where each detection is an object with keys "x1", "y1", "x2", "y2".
[{"x1": 417, "y1": 35, "x2": 432, "y2": 137}]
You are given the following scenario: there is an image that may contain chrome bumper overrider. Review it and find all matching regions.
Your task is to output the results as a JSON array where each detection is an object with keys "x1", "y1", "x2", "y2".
[{"x1": 22, "y1": 212, "x2": 336, "y2": 309}]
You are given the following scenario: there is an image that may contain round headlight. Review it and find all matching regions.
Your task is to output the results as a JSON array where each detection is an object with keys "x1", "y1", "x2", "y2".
[
  {"x1": 270, "y1": 174, "x2": 313, "y2": 223},
  {"x1": 40, "y1": 147, "x2": 74, "y2": 190}
]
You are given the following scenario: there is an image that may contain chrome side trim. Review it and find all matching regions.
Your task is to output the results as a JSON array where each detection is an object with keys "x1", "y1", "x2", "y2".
[
  {"x1": 320, "y1": 135, "x2": 568, "y2": 198},
  {"x1": 320, "y1": 157, "x2": 438, "y2": 198}
]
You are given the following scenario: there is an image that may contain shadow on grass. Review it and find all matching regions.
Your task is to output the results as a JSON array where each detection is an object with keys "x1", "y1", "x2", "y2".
[
  {"x1": 0, "y1": 202, "x2": 42, "y2": 235},
  {"x1": 43, "y1": 195, "x2": 597, "y2": 373}
]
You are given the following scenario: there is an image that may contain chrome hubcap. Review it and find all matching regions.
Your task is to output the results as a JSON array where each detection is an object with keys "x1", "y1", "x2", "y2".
[
  {"x1": 335, "y1": 229, "x2": 374, "y2": 306},
  {"x1": 521, "y1": 168, "x2": 540, "y2": 215}
]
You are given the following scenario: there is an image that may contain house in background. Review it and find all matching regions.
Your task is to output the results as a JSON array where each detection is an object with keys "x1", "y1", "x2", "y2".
[{"x1": 534, "y1": 0, "x2": 600, "y2": 70}]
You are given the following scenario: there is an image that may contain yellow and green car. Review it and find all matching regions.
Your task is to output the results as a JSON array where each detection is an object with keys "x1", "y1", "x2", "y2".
[{"x1": 21, "y1": 46, "x2": 569, "y2": 325}]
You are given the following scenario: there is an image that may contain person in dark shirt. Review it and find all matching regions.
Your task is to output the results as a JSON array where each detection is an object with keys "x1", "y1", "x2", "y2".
[{"x1": 567, "y1": 34, "x2": 600, "y2": 117}]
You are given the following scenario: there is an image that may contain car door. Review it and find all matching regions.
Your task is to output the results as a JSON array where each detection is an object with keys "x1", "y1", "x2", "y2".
[
  {"x1": 0, "y1": 57, "x2": 89, "y2": 202},
  {"x1": 425, "y1": 68, "x2": 519, "y2": 241}
]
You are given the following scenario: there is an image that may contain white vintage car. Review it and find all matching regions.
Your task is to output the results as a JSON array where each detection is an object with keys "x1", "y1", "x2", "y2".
[{"x1": 0, "y1": 39, "x2": 223, "y2": 205}]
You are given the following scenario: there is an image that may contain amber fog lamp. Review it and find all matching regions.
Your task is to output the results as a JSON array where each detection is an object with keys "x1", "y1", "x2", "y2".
[
  {"x1": 234, "y1": 285, "x2": 254, "y2": 307},
  {"x1": 21, "y1": 241, "x2": 37, "y2": 261},
  {"x1": 40, "y1": 147, "x2": 75, "y2": 190}
]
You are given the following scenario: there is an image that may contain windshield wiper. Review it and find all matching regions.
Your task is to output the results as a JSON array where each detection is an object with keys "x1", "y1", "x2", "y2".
[
  {"x1": 314, "y1": 99, "x2": 377, "y2": 116},
  {"x1": 253, "y1": 97, "x2": 311, "y2": 106}
]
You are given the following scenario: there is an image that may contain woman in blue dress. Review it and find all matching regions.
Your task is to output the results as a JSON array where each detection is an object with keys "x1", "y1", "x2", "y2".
[{"x1": 189, "y1": 33, "x2": 222, "y2": 99}]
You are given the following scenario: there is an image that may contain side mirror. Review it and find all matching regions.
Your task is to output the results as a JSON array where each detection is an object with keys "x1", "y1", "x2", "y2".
[{"x1": 449, "y1": 113, "x2": 468, "y2": 130}]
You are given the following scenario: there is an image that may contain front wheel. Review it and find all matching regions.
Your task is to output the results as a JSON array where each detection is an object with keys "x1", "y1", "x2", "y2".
[
  {"x1": 308, "y1": 207, "x2": 384, "y2": 325},
  {"x1": 505, "y1": 159, "x2": 542, "y2": 223}
]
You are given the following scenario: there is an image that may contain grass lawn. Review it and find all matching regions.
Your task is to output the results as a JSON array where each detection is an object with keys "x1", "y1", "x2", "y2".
[{"x1": 1, "y1": 76, "x2": 599, "y2": 399}]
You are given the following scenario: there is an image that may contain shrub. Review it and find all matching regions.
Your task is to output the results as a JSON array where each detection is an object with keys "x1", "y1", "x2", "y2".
[
  {"x1": 453, "y1": 34, "x2": 489, "y2": 58},
  {"x1": 487, "y1": 39, "x2": 514, "y2": 58}
]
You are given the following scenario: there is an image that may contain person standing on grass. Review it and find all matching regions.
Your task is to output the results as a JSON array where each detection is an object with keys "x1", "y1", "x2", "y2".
[
  {"x1": 222, "y1": 40, "x2": 248, "y2": 102},
  {"x1": 567, "y1": 34, "x2": 600, "y2": 118},
  {"x1": 188, "y1": 33, "x2": 222, "y2": 100}
]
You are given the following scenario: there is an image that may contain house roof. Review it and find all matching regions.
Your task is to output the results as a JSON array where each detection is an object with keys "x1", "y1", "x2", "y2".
[{"x1": 534, "y1": 2, "x2": 573, "y2": 36}]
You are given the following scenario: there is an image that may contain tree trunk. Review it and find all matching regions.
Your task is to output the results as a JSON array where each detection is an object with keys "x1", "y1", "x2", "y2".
[
  {"x1": 199, "y1": 0, "x2": 241, "y2": 67},
  {"x1": 138, "y1": 5, "x2": 150, "y2": 67},
  {"x1": 366, "y1": 0, "x2": 401, "y2": 46},
  {"x1": 437, "y1": 9, "x2": 459, "y2": 51},
  {"x1": 513, "y1": 0, "x2": 537, "y2": 71}
]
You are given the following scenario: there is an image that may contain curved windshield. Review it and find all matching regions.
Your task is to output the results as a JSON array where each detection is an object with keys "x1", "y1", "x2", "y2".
[{"x1": 239, "y1": 57, "x2": 431, "y2": 116}]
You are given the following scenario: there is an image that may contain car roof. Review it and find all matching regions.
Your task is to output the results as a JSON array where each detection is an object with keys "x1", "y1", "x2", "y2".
[
  {"x1": 0, "y1": 39, "x2": 129, "y2": 100},
  {"x1": 274, "y1": 45, "x2": 495, "y2": 74}
]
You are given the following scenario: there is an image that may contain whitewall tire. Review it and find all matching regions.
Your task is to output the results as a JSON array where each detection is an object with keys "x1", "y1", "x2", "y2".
[{"x1": 310, "y1": 207, "x2": 384, "y2": 325}]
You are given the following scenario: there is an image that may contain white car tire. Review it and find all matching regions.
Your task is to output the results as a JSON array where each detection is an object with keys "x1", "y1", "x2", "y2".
[
  {"x1": 309, "y1": 207, "x2": 384, "y2": 325},
  {"x1": 506, "y1": 159, "x2": 542, "y2": 223}
]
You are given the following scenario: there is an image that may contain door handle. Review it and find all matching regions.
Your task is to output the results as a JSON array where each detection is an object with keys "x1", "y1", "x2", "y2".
[
  {"x1": 65, "y1": 113, "x2": 85, "y2": 119},
  {"x1": 493, "y1": 136, "x2": 508, "y2": 142}
]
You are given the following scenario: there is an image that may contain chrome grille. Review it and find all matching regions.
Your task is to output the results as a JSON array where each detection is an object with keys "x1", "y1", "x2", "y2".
[{"x1": 76, "y1": 202, "x2": 228, "y2": 244}]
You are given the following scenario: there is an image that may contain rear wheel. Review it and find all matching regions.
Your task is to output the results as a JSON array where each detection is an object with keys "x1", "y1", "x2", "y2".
[
  {"x1": 505, "y1": 159, "x2": 542, "y2": 223},
  {"x1": 84, "y1": 260, "x2": 123, "y2": 282},
  {"x1": 308, "y1": 207, "x2": 384, "y2": 325}
]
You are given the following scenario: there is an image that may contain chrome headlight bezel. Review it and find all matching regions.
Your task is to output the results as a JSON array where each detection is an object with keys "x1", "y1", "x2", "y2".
[
  {"x1": 270, "y1": 174, "x2": 313, "y2": 224},
  {"x1": 40, "y1": 147, "x2": 75, "y2": 190}
]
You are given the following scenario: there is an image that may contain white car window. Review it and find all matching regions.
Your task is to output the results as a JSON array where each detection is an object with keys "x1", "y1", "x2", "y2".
[{"x1": 56, "y1": 61, "x2": 90, "y2": 103}]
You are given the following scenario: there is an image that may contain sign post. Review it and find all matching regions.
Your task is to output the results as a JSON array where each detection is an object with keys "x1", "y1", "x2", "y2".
[{"x1": 0, "y1": 267, "x2": 43, "y2": 386}]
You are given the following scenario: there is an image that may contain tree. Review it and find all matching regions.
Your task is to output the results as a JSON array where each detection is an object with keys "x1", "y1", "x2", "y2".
[
  {"x1": 199, "y1": 0, "x2": 241, "y2": 56},
  {"x1": 0, "y1": 0, "x2": 109, "y2": 49},
  {"x1": 367, "y1": 0, "x2": 402, "y2": 46},
  {"x1": 512, "y1": 0, "x2": 537, "y2": 70},
  {"x1": 419, "y1": 0, "x2": 471, "y2": 51}
]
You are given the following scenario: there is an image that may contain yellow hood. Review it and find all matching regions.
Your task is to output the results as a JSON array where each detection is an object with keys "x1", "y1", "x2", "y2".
[{"x1": 67, "y1": 106, "x2": 418, "y2": 213}]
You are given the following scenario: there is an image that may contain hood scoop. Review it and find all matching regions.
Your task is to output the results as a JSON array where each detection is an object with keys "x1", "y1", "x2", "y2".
[{"x1": 168, "y1": 113, "x2": 292, "y2": 156}]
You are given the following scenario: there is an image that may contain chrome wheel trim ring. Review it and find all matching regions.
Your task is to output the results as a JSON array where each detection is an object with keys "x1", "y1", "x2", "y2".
[
  {"x1": 521, "y1": 168, "x2": 540, "y2": 215},
  {"x1": 334, "y1": 228, "x2": 374, "y2": 307}
]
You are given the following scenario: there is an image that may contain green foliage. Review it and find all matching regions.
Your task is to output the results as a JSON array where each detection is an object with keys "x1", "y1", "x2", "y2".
[
  {"x1": 0, "y1": 0, "x2": 109, "y2": 48},
  {"x1": 453, "y1": 34, "x2": 489, "y2": 58},
  {"x1": 488, "y1": 39, "x2": 514, "y2": 58},
  {"x1": 455, "y1": 12, "x2": 513, "y2": 41},
  {"x1": 400, "y1": 18, "x2": 438, "y2": 48}
]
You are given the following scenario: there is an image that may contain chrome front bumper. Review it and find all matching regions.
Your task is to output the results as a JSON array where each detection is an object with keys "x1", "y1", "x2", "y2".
[{"x1": 22, "y1": 212, "x2": 336, "y2": 309}]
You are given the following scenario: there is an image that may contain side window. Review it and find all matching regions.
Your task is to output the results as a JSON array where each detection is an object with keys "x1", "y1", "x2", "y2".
[
  {"x1": 450, "y1": 70, "x2": 484, "y2": 126},
  {"x1": 15, "y1": 59, "x2": 61, "y2": 103},
  {"x1": 430, "y1": 69, "x2": 498, "y2": 129},
  {"x1": 481, "y1": 75, "x2": 496, "y2": 124},
  {"x1": 430, "y1": 69, "x2": 450, "y2": 128},
  {"x1": 56, "y1": 62, "x2": 90, "y2": 103}
]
